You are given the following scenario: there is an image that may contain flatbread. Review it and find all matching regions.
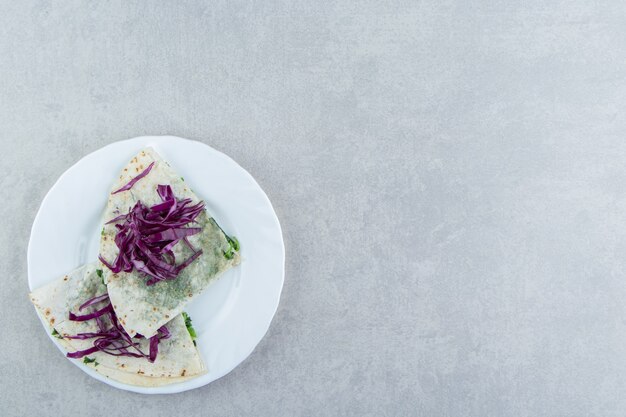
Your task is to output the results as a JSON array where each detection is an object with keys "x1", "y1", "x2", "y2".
[
  {"x1": 40, "y1": 315, "x2": 198, "y2": 387},
  {"x1": 99, "y1": 148, "x2": 239, "y2": 338},
  {"x1": 29, "y1": 263, "x2": 205, "y2": 386}
]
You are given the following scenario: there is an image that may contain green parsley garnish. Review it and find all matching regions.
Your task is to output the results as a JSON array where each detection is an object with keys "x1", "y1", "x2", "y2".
[
  {"x1": 96, "y1": 269, "x2": 105, "y2": 285},
  {"x1": 223, "y1": 236, "x2": 240, "y2": 259},
  {"x1": 182, "y1": 312, "x2": 197, "y2": 344},
  {"x1": 214, "y1": 220, "x2": 240, "y2": 259},
  {"x1": 230, "y1": 236, "x2": 240, "y2": 251},
  {"x1": 180, "y1": 177, "x2": 184, "y2": 181},
  {"x1": 83, "y1": 357, "x2": 98, "y2": 366},
  {"x1": 51, "y1": 329, "x2": 63, "y2": 339},
  {"x1": 101, "y1": 227, "x2": 105, "y2": 236}
]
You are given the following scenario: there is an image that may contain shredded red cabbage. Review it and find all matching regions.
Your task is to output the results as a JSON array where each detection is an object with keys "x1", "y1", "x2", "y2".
[
  {"x1": 111, "y1": 162, "x2": 155, "y2": 194},
  {"x1": 65, "y1": 293, "x2": 169, "y2": 362},
  {"x1": 79, "y1": 293, "x2": 109, "y2": 310},
  {"x1": 68, "y1": 303, "x2": 112, "y2": 321},
  {"x1": 100, "y1": 184, "x2": 205, "y2": 285}
]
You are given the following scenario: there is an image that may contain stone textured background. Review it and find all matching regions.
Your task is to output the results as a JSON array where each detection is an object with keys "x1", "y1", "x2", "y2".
[{"x1": 2, "y1": 1, "x2": 626, "y2": 416}]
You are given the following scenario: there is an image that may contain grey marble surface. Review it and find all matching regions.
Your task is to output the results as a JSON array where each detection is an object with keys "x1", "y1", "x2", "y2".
[{"x1": 2, "y1": 1, "x2": 626, "y2": 416}]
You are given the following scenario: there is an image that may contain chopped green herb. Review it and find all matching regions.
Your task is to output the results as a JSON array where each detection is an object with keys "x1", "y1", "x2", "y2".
[
  {"x1": 51, "y1": 329, "x2": 63, "y2": 339},
  {"x1": 223, "y1": 236, "x2": 239, "y2": 259},
  {"x1": 230, "y1": 236, "x2": 240, "y2": 251},
  {"x1": 180, "y1": 177, "x2": 184, "y2": 181},
  {"x1": 101, "y1": 227, "x2": 105, "y2": 236},
  {"x1": 96, "y1": 269, "x2": 105, "y2": 285},
  {"x1": 213, "y1": 220, "x2": 240, "y2": 258},
  {"x1": 83, "y1": 357, "x2": 98, "y2": 366},
  {"x1": 182, "y1": 312, "x2": 197, "y2": 342}
]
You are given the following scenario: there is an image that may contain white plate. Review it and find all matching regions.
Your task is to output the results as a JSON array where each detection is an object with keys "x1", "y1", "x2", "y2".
[{"x1": 27, "y1": 136, "x2": 285, "y2": 394}]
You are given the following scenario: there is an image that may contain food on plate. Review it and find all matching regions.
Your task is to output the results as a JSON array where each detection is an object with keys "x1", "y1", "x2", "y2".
[
  {"x1": 29, "y1": 263, "x2": 205, "y2": 387},
  {"x1": 29, "y1": 146, "x2": 242, "y2": 387},
  {"x1": 99, "y1": 148, "x2": 240, "y2": 338}
]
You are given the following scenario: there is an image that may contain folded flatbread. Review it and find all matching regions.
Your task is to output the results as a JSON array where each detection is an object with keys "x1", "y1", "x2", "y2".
[
  {"x1": 99, "y1": 148, "x2": 240, "y2": 338},
  {"x1": 29, "y1": 263, "x2": 205, "y2": 387}
]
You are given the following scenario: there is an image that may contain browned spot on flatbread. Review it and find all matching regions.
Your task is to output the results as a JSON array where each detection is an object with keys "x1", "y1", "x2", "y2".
[
  {"x1": 152, "y1": 307, "x2": 157, "y2": 311},
  {"x1": 181, "y1": 369, "x2": 186, "y2": 377},
  {"x1": 50, "y1": 317, "x2": 55, "y2": 324},
  {"x1": 63, "y1": 275, "x2": 68, "y2": 281},
  {"x1": 137, "y1": 370, "x2": 144, "y2": 375},
  {"x1": 165, "y1": 314, "x2": 169, "y2": 319},
  {"x1": 120, "y1": 364, "x2": 125, "y2": 368},
  {"x1": 141, "y1": 151, "x2": 145, "y2": 156},
  {"x1": 44, "y1": 308, "x2": 51, "y2": 316},
  {"x1": 135, "y1": 167, "x2": 139, "y2": 172}
]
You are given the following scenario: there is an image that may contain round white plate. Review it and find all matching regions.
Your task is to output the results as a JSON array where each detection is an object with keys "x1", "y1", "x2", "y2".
[{"x1": 27, "y1": 136, "x2": 285, "y2": 394}]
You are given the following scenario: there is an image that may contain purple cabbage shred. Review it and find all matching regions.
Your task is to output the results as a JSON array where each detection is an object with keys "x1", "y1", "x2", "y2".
[
  {"x1": 65, "y1": 293, "x2": 169, "y2": 363},
  {"x1": 111, "y1": 162, "x2": 155, "y2": 194},
  {"x1": 100, "y1": 184, "x2": 204, "y2": 285}
]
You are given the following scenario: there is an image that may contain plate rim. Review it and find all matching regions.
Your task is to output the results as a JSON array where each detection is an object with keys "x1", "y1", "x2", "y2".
[{"x1": 27, "y1": 135, "x2": 285, "y2": 394}]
